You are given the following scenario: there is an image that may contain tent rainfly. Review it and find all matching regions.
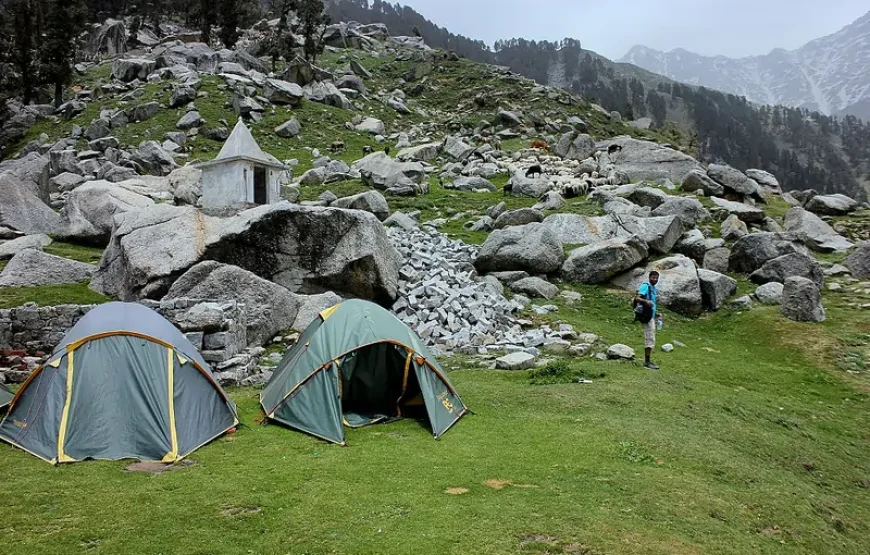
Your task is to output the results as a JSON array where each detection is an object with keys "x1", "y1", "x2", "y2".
[
  {"x1": 261, "y1": 300, "x2": 468, "y2": 444},
  {"x1": 0, "y1": 383, "x2": 12, "y2": 410},
  {"x1": 0, "y1": 302, "x2": 239, "y2": 464}
]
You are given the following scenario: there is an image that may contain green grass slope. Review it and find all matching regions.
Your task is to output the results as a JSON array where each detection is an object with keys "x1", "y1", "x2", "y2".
[{"x1": 1, "y1": 288, "x2": 869, "y2": 555}]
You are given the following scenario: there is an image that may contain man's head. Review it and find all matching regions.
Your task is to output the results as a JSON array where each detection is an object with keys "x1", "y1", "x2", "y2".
[{"x1": 649, "y1": 271, "x2": 660, "y2": 285}]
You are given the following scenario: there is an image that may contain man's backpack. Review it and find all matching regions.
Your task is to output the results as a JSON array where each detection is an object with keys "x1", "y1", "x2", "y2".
[{"x1": 632, "y1": 285, "x2": 654, "y2": 324}]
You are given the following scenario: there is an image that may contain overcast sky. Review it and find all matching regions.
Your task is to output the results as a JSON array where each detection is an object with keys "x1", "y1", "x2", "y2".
[{"x1": 395, "y1": 0, "x2": 870, "y2": 60}]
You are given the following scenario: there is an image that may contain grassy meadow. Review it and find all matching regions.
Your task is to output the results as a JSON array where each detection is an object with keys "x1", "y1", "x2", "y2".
[{"x1": 2, "y1": 285, "x2": 869, "y2": 555}]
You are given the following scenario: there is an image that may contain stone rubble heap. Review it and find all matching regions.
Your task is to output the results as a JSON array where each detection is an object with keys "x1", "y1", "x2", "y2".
[{"x1": 386, "y1": 226, "x2": 575, "y2": 355}]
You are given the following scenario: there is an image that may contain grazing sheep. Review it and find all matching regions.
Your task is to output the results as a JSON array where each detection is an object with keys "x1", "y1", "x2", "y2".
[{"x1": 525, "y1": 164, "x2": 543, "y2": 178}]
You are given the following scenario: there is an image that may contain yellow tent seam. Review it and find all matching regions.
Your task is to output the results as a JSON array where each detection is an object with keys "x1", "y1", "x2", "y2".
[
  {"x1": 163, "y1": 348, "x2": 179, "y2": 463},
  {"x1": 56, "y1": 349, "x2": 75, "y2": 463}
]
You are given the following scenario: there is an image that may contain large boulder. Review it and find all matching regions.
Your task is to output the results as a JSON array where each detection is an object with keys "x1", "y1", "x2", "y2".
[
  {"x1": 0, "y1": 234, "x2": 52, "y2": 260},
  {"x1": 541, "y1": 214, "x2": 620, "y2": 245},
  {"x1": 290, "y1": 292, "x2": 343, "y2": 331},
  {"x1": 0, "y1": 174, "x2": 63, "y2": 234},
  {"x1": 165, "y1": 261, "x2": 301, "y2": 346},
  {"x1": 90, "y1": 202, "x2": 401, "y2": 304},
  {"x1": 681, "y1": 169, "x2": 723, "y2": 196},
  {"x1": 595, "y1": 136, "x2": 702, "y2": 183},
  {"x1": 562, "y1": 236, "x2": 649, "y2": 284},
  {"x1": 729, "y1": 233, "x2": 808, "y2": 274},
  {"x1": 397, "y1": 142, "x2": 441, "y2": 162},
  {"x1": 263, "y1": 79, "x2": 305, "y2": 106},
  {"x1": 127, "y1": 102, "x2": 161, "y2": 123},
  {"x1": 280, "y1": 55, "x2": 324, "y2": 86},
  {"x1": 510, "y1": 277, "x2": 559, "y2": 299},
  {"x1": 494, "y1": 208, "x2": 544, "y2": 230},
  {"x1": 88, "y1": 19, "x2": 127, "y2": 57},
  {"x1": 554, "y1": 132, "x2": 596, "y2": 161},
  {"x1": 355, "y1": 117, "x2": 386, "y2": 135},
  {"x1": 804, "y1": 194, "x2": 858, "y2": 216},
  {"x1": 746, "y1": 169, "x2": 781, "y2": 195},
  {"x1": 176, "y1": 111, "x2": 202, "y2": 130},
  {"x1": 844, "y1": 242, "x2": 870, "y2": 278},
  {"x1": 710, "y1": 197, "x2": 765, "y2": 224},
  {"x1": 534, "y1": 191, "x2": 566, "y2": 212},
  {"x1": 650, "y1": 197, "x2": 710, "y2": 228},
  {"x1": 674, "y1": 229, "x2": 707, "y2": 261},
  {"x1": 443, "y1": 137, "x2": 474, "y2": 161},
  {"x1": 754, "y1": 282, "x2": 784, "y2": 305},
  {"x1": 275, "y1": 117, "x2": 302, "y2": 138},
  {"x1": 780, "y1": 276, "x2": 825, "y2": 323},
  {"x1": 169, "y1": 85, "x2": 197, "y2": 108},
  {"x1": 0, "y1": 152, "x2": 50, "y2": 203},
  {"x1": 783, "y1": 207, "x2": 853, "y2": 253},
  {"x1": 720, "y1": 214, "x2": 748, "y2": 241},
  {"x1": 703, "y1": 247, "x2": 731, "y2": 274},
  {"x1": 111, "y1": 58, "x2": 156, "y2": 81},
  {"x1": 169, "y1": 166, "x2": 203, "y2": 206},
  {"x1": 625, "y1": 187, "x2": 670, "y2": 209},
  {"x1": 706, "y1": 164, "x2": 760, "y2": 197},
  {"x1": 304, "y1": 81, "x2": 353, "y2": 110},
  {"x1": 615, "y1": 214, "x2": 682, "y2": 254},
  {"x1": 749, "y1": 252, "x2": 824, "y2": 288},
  {"x1": 447, "y1": 176, "x2": 495, "y2": 192},
  {"x1": 0, "y1": 249, "x2": 96, "y2": 287},
  {"x1": 158, "y1": 42, "x2": 220, "y2": 72},
  {"x1": 697, "y1": 269, "x2": 737, "y2": 311},
  {"x1": 131, "y1": 141, "x2": 177, "y2": 175},
  {"x1": 507, "y1": 171, "x2": 550, "y2": 198},
  {"x1": 611, "y1": 255, "x2": 703, "y2": 317},
  {"x1": 60, "y1": 181, "x2": 155, "y2": 245},
  {"x1": 335, "y1": 74, "x2": 367, "y2": 95},
  {"x1": 353, "y1": 152, "x2": 426, "y2": 190},
  {"x1": 475, "y1": 223, "x2": 565, "y2": 274},
  {"x1": 330, "y1": 190, "x2": 390, "y2": 221}
]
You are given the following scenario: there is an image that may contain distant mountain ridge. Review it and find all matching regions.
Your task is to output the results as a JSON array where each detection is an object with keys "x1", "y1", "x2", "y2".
[{"x1": 621, "y1": 10, "x2": 870, "y2": 120}]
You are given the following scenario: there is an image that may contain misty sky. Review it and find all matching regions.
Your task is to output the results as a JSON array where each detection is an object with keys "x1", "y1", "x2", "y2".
[{"x1": 395, "y1": 0, "x2": 869, "y2": 60}]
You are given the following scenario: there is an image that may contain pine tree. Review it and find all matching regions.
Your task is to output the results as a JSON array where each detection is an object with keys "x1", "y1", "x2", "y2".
[
  {"x1": 8, "y1": 0, "x2": 40, "y2": 104},
  {"x1": 40, "y1": 0, "x2": 87, "y2": 107},
  {"x1": 198, "y1": 0, "x2": 216, "y2": 45},
  {"x1": 296, "y1": 0, "x2": 329, "y2": 63},
  {"x1": 268, "y1": 0, "x2": 298, "y2": 70},
  {"x1": 219, "y1": 0, "x2": 241, "y2": 48}
]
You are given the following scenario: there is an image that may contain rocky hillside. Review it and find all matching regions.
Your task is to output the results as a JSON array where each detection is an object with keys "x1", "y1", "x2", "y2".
[
  {"x1": 622, "y1": 10, "x2": 870, "y2": 120},
  {"x1": 323, "y1": 0, "x2": 870, "y2": 202},
  {"x1": 2, "y1": 17, "x2": 870, "y2": 390}
]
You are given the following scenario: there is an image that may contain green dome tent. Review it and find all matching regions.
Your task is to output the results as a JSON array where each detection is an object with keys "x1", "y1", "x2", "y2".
[
  {"x1": 0, "y1": 302, "x2": 238, "y2": 464},
  {"x1": 0, "y1": 383, "x2": 13, "y2": 410},
  {"x1": 261, "y1": 300, "x2": 467, "y2": 444}
]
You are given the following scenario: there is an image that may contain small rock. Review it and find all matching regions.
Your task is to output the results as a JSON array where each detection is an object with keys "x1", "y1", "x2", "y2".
[
  {"x1": 495, "y1": 352, "x2": 537, "y2": 370},
  {"x1": 606, "y1": 344, "x2": 635, "y2": 360}
]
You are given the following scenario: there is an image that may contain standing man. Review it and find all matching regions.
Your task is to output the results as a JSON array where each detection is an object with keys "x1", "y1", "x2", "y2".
[{"x1": 635, "y1": 271, "x2": 662, "y2": 370}]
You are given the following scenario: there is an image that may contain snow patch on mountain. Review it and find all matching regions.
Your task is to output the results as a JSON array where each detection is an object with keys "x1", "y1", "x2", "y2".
[{"x1": 621, "y1": 10, "x2": 870, "y2": 117}]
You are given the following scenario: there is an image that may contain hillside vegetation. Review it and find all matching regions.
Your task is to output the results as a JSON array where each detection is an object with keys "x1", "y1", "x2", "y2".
[{"x1": 326, "y1": 0, "x2": 870, "y2": 200}]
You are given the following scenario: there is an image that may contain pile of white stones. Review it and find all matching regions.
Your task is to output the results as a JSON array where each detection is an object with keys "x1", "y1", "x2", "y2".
[{"x1": 386, "y1": 226, "x2": 577, "y2": 355}]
